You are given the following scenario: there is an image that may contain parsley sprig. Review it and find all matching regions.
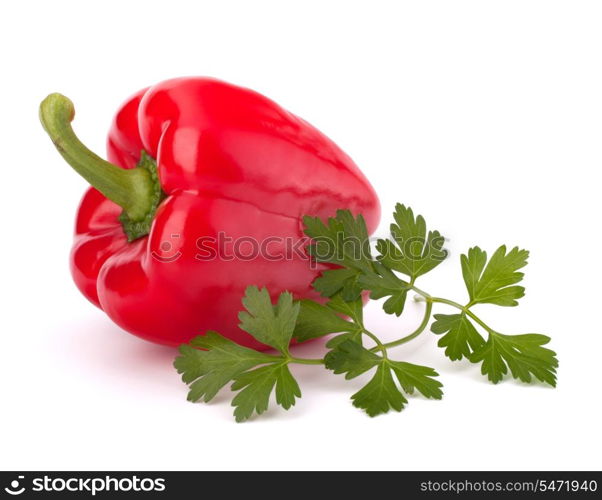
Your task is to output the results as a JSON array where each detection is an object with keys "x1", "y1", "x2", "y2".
[{"x1": 175, "y1": 203, "x2": 558, "y2": 421}]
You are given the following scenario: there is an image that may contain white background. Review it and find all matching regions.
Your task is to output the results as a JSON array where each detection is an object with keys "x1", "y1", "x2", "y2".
[{"x1": 1, "y1": 0, "x2": 600, "y2": 471}]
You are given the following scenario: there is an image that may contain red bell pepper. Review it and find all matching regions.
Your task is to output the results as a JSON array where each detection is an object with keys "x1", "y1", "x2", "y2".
[{"x1": 40, "y1": 77, "x2": 380, "y2": 349}]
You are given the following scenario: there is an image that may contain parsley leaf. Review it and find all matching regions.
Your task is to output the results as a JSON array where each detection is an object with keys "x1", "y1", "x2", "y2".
[
  {"x1": 312, "y1": 268, "x2": 363, "y2": 300},
  {"x1": 376, "y1": 204, "x2": 447, "y2": 280},
  {"x1": 389, "y1": 361, "x2": 444, "y2": 399},
  {"x1": 303, "y1": 210, "x2": 373, "y2": 299},
  {"x1": 322, "y1": 299, "x2": 365, "y2": 345},
  {"x1": 470, "y1": 333, "x2": 558, "y2": 386},
  {"x1": 231, "y1": 362, "x2": 301, "y2": 422},
  {"x1": 303, "y1": 210, "x2": 372, "y2": 270},
  {"x1": 351, "y1": 361, "x2": 442, "y2": 417},
  {"x1": 326, "y1": 294, "x2": 364, "y2": 324},
  {"x1": 461, "y1": 246, "x2": 529, "y2": 306},
  {"x1": 358, "y1": 261, "x2": 409, "y2": 316},
  {"x1": 238, "y1": 286, "x2": 299, "y2": 354},
  {"x1": 325, "y1": 340, "x2": 443, "y2": 416},
  {"x1": 176, "y1": 287, "x2": 306, "y2": 422},
  {"x1": 351, "y1": 364, "x2": 407, "y2": 417},
  {"x1": 174, "y1": 332, "x2": 274, "y2": 403},
  {"x1": 358, "y1": 205, "x2": 446, "y2": 315},
  {"x1": 430, "y1": 313, "x2": 486, "y2": 361},
  {"x1": 293, "y1": 295, "x2": 363, "y2": 343},
  {"x1": 325, "y1": 331, "x2": 364, "y2": 347},
  {"x1": 324, "y1": 339, "x2": 380, "y2": 379}
]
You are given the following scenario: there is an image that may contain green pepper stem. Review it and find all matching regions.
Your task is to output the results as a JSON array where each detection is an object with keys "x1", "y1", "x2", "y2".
[{"x1": 39, "y1": 93, "x2": 154, "y2": 222}]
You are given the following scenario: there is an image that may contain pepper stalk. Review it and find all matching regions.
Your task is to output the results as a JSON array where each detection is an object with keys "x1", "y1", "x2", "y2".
[{"x1": 39, "y1": 93, "x2": 163, "y2": 240}]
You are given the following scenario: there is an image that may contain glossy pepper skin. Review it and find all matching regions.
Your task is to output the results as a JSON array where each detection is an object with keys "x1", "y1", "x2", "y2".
[{"x1": 44, "y1": 78, "x2": 380, "y2": 349}]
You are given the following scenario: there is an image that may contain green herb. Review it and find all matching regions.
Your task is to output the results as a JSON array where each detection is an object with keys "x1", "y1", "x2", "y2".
[
  {"x1": 175, "y1": 203, "x2": 557, "y2": 421},
  {"x1": 174, "y1": 287, "x2": 307, "y2": 422}
]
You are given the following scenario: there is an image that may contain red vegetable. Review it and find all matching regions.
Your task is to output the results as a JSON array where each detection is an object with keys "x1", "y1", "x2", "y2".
[{"x1": 40, "y1": 78, "x2": 380, "y2": 349}]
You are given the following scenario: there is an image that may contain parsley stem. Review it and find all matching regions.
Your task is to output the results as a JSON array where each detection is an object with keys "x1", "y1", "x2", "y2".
[
  {"x1": 429, "y1": 297, "x2": 495, "y2": 333},
  {"x1": 429, "y1": 296, "x2": 464, "y2": 309},
  {"x1": 406, "y1": 283, "x2": 432, "y2": 300},
  {"x1": 288, "y1": 356, "x2": 325, "y2": 365},
  {"x1": 405, "y1": 283, "x2": 497, "y2": 334},
  {"x1": 372, "y1": 299, "x2": 433, "y2": 352},
  {"x1": 362, "y1": 329, "x2": 388, "y2": 359}
]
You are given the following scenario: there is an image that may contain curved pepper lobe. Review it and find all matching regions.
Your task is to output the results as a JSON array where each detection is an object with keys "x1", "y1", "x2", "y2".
[
  {"x1": 136, "y1": 77, "x2": 380, "y2": 230},
  {"x1": 106, "y1": 88, "x2": 148, "y2": 170}
]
